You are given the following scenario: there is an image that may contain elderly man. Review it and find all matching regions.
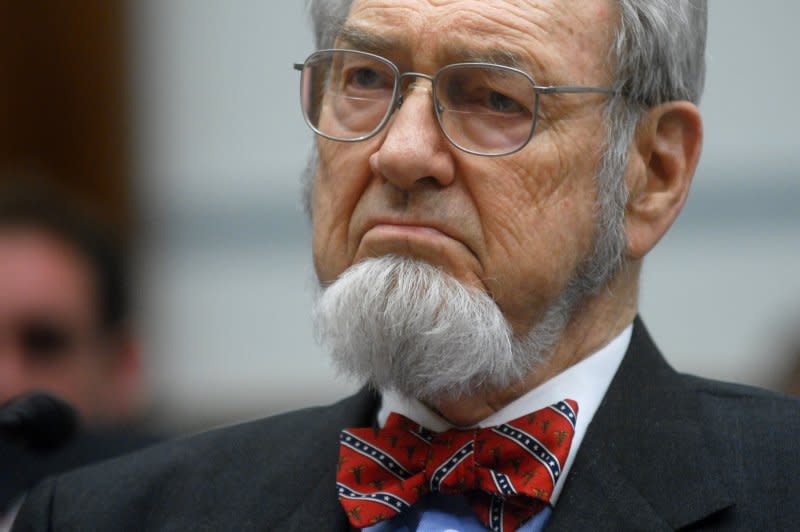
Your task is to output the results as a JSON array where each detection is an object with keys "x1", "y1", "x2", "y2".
[{"x1": 13, "y1": 1, "x2": 799, "y2": 531}]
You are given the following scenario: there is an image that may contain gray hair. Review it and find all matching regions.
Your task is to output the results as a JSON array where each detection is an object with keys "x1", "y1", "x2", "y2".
[
  {"x1": 308, "y1": 0, "x2": 707, "y2": 104},
  {"x1": 304, "y1": 0, "x2": 707, "y2": 288},
  {"x1": 594, "y1": 0, "x2": 707, "y2": 287}
]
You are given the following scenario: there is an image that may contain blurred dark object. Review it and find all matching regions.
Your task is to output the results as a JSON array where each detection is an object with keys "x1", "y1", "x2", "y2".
[
  {"x1": 0, "y1": 393, "x2": 162, "y2": 515},
  {"x1": 0, "y1": 392, "x2": 79, "y2": 452},
  {"x1": 0, "y1": 0, "x2": 133, "y2": 241}
]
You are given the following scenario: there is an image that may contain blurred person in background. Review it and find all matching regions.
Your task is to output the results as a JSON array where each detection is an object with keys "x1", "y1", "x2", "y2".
[
  {"x1": 0, "y1": 177, "x2": 158, "y2": 530},
  {"x1": 12, "y1": 1, "x2": 800, "y2": 531},
  {"x1": 0, "y1": 179, "x2": 141, "y2": 420}
]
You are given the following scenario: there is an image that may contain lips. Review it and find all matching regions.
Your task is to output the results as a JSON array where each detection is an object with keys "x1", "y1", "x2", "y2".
[
  {"x1": 355, "y1": 218, "x2": 479, "y2": 267},
  {"x1": 361, "y1": 219, "x2": 462, "y2": 247}
]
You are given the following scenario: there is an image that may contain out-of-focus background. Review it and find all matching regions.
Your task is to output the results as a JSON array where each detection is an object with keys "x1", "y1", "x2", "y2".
[{"x1": 2, "y1": 1, "x2": 798, "y2": 433}]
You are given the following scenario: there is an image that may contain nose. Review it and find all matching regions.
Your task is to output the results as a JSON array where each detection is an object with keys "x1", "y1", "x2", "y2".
[{"x1": 369, "y1": 80, "x2": 456, "y2": 191}]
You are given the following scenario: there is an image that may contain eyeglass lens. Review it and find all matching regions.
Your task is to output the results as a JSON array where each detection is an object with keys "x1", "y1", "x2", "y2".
[{"x1": 300, "y1": 50, "x2": 537, "y2": 156}]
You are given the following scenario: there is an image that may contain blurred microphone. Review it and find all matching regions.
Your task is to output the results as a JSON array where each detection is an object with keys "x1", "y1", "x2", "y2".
[{"x1": 0, "y1": 392, "x2": 80, "y2": 451}]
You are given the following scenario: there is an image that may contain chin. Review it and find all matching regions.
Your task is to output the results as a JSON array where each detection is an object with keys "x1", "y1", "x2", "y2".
[{"x1": 312, "y1": 255, "x2": 576, "y2": 402}]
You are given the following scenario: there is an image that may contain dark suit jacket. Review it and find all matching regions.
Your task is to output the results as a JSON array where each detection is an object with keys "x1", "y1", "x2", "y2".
[
  {"x1": 12, "y1": 318, "x2": 800, "y2": 531},
  {"x1": 1, "y1": 428, "x2": 161, "y2": 515}
]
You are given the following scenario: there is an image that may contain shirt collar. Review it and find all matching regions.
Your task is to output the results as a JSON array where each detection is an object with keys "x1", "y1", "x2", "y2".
[{"x1": 377, "y1": 322, "x2": 633, "y2": 504}]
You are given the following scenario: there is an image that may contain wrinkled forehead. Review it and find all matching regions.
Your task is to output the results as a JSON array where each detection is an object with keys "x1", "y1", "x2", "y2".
[{"x1": 343, "y1": 0, "x2": 617, "y2": 84}]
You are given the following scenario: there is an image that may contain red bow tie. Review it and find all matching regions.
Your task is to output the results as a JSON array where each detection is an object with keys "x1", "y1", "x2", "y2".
[{"x1": 336, "y1": 399, "x2": 578, "y2": 532}]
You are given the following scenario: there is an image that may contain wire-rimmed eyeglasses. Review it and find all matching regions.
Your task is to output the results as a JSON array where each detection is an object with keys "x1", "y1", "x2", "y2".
[{"x1": 294, "y1": 49, "x2": 617, "y2": 157}]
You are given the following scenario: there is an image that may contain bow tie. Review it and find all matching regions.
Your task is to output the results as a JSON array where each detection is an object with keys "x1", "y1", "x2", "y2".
[{"x1": 336, "y1": 399, "x2": 578, "y2": 532}]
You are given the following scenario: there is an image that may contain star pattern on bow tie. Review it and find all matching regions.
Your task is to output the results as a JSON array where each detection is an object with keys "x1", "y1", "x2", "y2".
[{"x1": 336, "y1": 399, "x2": 578, "y2": 532}]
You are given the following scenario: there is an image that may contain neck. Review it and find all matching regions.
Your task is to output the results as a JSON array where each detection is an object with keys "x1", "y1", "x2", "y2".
[{"x1": 431, "y1": 261, "x2": 640, "y2": 427}]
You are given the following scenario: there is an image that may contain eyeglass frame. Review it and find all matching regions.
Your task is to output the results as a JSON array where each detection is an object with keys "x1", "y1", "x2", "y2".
[{"x1": 294, "y1": 49, "x2": 619, "y2": 157}]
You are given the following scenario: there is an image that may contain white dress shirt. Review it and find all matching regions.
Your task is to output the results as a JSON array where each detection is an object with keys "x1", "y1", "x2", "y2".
[{"x1": 377, "y1": 322, "x2": 633, "y2": 505}]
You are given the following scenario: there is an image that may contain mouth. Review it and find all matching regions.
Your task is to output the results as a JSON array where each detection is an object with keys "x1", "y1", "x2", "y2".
[
  {"x1": 361, "y1": 218, "x2": 463, "y2": 249},
  {"x1": 354, "y1": 219, "x2": 481, "y2": 280},
  {"x1": 368, "y1": 222, "x2": 450, "y2": 239}
]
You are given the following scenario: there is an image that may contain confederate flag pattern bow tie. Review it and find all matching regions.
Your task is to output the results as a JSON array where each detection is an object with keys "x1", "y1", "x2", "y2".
[{"x1": 336, "y1": 400, "x2": 578, "y2": 532}]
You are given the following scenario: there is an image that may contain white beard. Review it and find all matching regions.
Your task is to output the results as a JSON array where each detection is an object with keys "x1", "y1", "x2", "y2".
[{"x1": 312, "y1": 255, "x2": 577, "y2": 403}]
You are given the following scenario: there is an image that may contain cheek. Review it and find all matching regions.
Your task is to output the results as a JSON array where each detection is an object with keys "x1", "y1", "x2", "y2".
[
  {"x1": 472, "y1": 149, "x2": 575, "y2": 259},
  {"x1": 484, "y1": 203, "x2": 596, "y2": 332},
  {"x1": 468, "y1": 151, "x2": 599, "y2": 331},
  {"x1": 27, "y1": 355, "x2": 90, "y2": 396},
  {"x1": 311, "y1": 142, "x2": 374, "y2": 282}
]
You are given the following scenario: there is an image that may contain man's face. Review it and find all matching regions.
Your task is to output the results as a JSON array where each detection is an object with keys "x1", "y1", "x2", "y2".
[
  {"x1": 311, "y1": 0, "x2": 617, "y2": 334},
  {"x1": 0, "y1": 228, "x2": 116, "y2": 419}
]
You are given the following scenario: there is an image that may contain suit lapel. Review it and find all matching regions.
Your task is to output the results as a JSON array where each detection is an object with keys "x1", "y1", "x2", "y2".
[
  {"x1": 548, "y1": 317, "x2": 734, "y2": 530},
  {"x1": 547, "y1": 446, "x2": 671, "y2": 530},
  {"x1": 278, "y1": 387, "x2": 379, "y2": 532}
]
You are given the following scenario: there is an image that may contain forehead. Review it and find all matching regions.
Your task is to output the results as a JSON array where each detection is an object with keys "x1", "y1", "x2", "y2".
[
  {"x1": 0, "y1": 229, "x2": 96, "y2": 319},
  {"x1": 344, "y1": 0, "x2": 616, "y2": 82}
]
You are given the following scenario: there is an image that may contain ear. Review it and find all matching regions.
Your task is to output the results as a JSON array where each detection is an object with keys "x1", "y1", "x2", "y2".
[{"x1": 624, "y1": 101, "x2": 703, "y2": 259}]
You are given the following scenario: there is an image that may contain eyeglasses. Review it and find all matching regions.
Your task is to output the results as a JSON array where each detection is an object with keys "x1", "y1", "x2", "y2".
[{"x1": 294, "y1": 49, "x2": 617, "y2": 157}]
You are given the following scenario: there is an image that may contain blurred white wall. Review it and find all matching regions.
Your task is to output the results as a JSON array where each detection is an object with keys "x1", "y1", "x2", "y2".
[{"x1": 129, "y1": 2, "x2": 800, "y2": 430}]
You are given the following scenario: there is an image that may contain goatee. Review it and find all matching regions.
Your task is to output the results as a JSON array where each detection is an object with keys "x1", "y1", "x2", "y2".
[{"x1": 313, "y1": 256, "x2": 574, "y2": 403}]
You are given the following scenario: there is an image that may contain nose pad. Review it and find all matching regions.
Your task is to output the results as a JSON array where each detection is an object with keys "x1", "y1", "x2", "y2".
[
  {"x1": 396, "y1": 81, "x2": 432, "y2": 109},
  {"x1": 370, "y1": 80, "x2": 455, "y2": 190}
]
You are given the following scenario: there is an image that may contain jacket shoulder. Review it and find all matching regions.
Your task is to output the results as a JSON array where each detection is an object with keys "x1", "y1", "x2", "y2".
[
  {"x1": 682, "y1": 373, "x2": 800, "y2": 451},
  {"x1": 13, "y1": 388, "x2": 378, "y2": 531},
  {"x1": 681, "y1": 373, "x2": 800, "y2": 525},
  {"x1": 682, "y1": 372, "x2": 800, "y2": 422}
]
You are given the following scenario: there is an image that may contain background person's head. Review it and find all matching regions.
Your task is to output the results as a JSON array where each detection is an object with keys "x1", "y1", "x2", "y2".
[{"x1": 0, "y1": 178, "x2": 142, "y2": 425}]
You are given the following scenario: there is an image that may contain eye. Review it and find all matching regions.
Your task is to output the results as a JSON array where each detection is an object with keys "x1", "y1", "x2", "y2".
[
  {"x1": 344, "y1": 65, "x2": 393, "y2": 92},
  {"x1": 440, "y1": 70, "x2": 531, "y2": 116},
  {"x1": 487, "y1": 91, "x2": 525, "y2": 113},
  {"x1": 351, "y1": 68, "x2": 381, "y2": 88}
]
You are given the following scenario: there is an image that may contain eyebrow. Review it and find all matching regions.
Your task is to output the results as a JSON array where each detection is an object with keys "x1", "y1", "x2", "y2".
[
  {"x1": 442, "y1": 44, "x2": 528, "y2": 70},
  {"x1": 335, "y1": 24, "x2": 533, "y2": 73},
  {"x1": 336, "y1": 24, "x2": 405, "y2": 56}
]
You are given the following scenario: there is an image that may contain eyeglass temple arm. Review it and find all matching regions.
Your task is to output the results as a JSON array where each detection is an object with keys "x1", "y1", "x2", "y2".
[
  {"x1": 293, "y1": 64, "x2": 304, "y2": 71},
  {"x1": 535, "y1": 85, "x2": 618, "y2": 95}
]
